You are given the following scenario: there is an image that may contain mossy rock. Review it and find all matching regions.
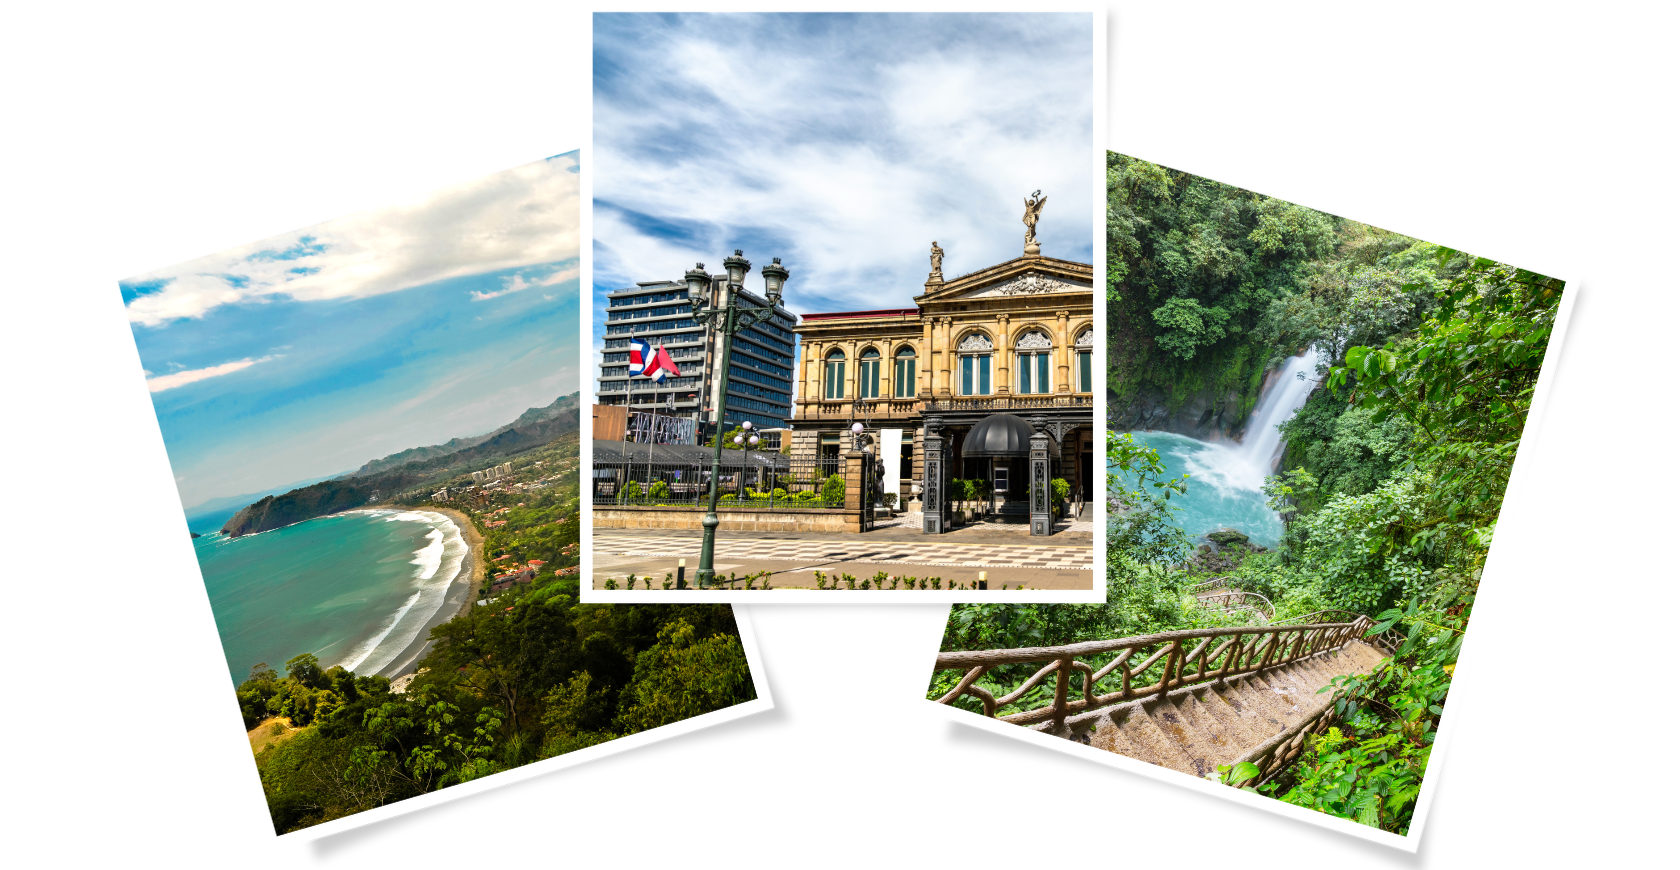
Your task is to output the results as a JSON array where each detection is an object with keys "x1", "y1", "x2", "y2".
[{"x1": 1207, "y1": 528, "x2": 1249, "y2": 545}]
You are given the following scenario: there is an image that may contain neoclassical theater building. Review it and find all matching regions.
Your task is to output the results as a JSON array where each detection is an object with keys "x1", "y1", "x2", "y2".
[{"x1": 788, "y1": 204, "x2": 1095, "y2": 533}]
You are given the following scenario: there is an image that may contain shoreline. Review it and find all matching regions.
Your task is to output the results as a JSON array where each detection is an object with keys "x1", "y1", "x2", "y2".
[{"x1": 378, "y1": 506, "x2": 485, "y2": 680}]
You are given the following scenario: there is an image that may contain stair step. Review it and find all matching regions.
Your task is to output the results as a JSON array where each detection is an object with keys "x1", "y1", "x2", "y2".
[
  {"x1": 1246, "y1": 673, "x2": 1309, "y2": 723},
  {"x1": 1346, "y1": 641, "x2": 1388, "y2": 670},
  {"x1": 1193, "y1": 684, "x2": 1275, "y2": 747},
  {"x1": 1072, "y1": 640, "x2": 1398, "y2": 783},
  {"x1": 1113, "y1": 707, "x2": 1200, "y2": 776},
  {"x1": 1145, "y1": 695, "x2": 1239, "y2": 777},
  {"x1": 1276, "y1": 662, "x2": 1329, "y2": 695},
  {"x1": 1217, "y1": 677, "x2": 1289, "y2": 735}
]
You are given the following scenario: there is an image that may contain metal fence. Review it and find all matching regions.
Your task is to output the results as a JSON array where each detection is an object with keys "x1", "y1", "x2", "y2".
[{"x1": 593, "y1": 440, "x2": 845, "y2": 508}]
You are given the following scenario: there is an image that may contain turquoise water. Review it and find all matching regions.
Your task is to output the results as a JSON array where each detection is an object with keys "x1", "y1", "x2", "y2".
[
  {"x1": 1123, "y1": 431, "x2": 1284, "y2": 548},
  {"x1": 1111, "y1": 353, "x2": 1319, "y2": 550},
  {"x1": 192, "y1": 510, "x2": 467, "y2": 685}
]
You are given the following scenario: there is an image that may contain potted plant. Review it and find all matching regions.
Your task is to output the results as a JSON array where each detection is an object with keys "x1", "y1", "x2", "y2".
[{"x1": 1051, "y1": 477, "x2": 1072, "y2": 519}]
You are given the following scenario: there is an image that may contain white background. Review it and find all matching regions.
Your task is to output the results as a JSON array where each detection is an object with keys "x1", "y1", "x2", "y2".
[{"x1": 1, "y1": 1, "x2": 1673, "y2": 866}]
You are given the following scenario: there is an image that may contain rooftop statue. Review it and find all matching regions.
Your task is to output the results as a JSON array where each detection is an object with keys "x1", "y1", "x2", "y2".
[{"x1": 1023, "y1": 189, "x2": 1047, "y2": 254}]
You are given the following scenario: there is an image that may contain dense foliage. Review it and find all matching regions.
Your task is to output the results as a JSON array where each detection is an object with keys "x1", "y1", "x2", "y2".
[
  {"x1": 937, "y1": 153, "x2": 1563, "y2": 836},
  {"x1": 241, "y1": 592, "x2": 753, "y2": 833}
]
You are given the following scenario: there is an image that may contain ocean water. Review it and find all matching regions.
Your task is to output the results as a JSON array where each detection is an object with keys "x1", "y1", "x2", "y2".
[{"x1": 193, "y1": 509, "x2": 467, "y2": 685}]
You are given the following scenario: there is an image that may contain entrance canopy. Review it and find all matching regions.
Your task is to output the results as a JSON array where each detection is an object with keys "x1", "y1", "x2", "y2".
[{"x1": 963, "y1": 413, "x2": 1034, "y2": 458}]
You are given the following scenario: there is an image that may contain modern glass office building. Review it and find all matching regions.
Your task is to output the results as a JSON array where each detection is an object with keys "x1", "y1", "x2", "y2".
[{"x1": 597, "y1": 276, "x2": 797, "y2": 442}]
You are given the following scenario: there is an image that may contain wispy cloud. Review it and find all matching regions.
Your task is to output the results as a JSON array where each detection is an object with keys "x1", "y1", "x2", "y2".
[
  {"x1": 592, "y1": 14, "x2": 1092, "y2": 315},
  {"x1": 122, "y1": 153, "x2": 581, "y2": 327},
  {"x1": 470, "y1": 263, "x2": 581, "y2": 301},
  {"x1": 146, "y1": 355, "x2": 280, "y2": 393}
]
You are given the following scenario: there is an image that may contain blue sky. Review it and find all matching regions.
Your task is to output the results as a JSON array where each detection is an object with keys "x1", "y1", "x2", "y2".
[
  {"x1": 592, "y1": 12, "x2": 1093, "y2": 348},
  {"x1": 123, "y1": 153, "x2": 581, "y2": 510}
]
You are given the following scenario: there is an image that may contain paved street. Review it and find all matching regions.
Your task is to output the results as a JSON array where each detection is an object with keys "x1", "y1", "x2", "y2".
[{"x1": 591, "y1": 524, "x2": 1095, "y2": 590}]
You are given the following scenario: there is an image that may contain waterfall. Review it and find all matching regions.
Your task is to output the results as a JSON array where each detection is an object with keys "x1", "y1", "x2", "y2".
[
  {"x1": 1150, "y1": 350, "x2": 1319, "y2": 504},
  {"x1": 1238, "y1": 351, "x2": 1320, "y2": 475},
  {"x1": 1118, "y1": 351, "x2": 1321, "y2": 547}
]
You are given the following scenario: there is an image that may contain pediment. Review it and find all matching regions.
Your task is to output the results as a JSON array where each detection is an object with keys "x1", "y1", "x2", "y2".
[
  {"x1": 958, "y1": 271, "x2": 1085, "y2": 299},
  {"x1": 917, "y1": 255, "x2": 1092, "y2": 305}
]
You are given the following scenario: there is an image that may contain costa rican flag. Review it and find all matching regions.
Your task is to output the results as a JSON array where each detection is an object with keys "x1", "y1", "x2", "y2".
[
  {"x1": 630, "y1": 338, "x2": 681, "y2": 384},
  {"x1": 628, "y1": 338, "x2": 652, "y2": 376}
]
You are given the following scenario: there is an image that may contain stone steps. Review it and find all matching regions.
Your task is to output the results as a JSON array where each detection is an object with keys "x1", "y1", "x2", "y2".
[{"x1": 1058, "y1": 640, "x2": 1387, "y2": 780}]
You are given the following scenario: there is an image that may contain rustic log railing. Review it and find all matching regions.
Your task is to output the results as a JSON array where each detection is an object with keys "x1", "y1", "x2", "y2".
[
  {"x1": 932, "y1": 615, "x2": 1381, "y2": 730},
  {"x1": 1185, "y1": 576, "x2": 1227, "y2": 596},
  {"x1": 1194, "y1": 590, "x2": 1274, "y2": 622}
]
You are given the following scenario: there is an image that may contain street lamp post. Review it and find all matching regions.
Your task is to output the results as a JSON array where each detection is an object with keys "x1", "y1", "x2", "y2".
[
  {"x1": 689, "y1": 250, "x2": 788, "y2": 588},
  {"x1": 733, "y1": 423, "x2": 762, "y2": 499}
]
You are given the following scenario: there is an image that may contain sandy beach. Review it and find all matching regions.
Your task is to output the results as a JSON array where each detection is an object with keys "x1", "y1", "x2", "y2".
[{"x1": 380, "y1": 506, "x2": 485, "y2": 680}]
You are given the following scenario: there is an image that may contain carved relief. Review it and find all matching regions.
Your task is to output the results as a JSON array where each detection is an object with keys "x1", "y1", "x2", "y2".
[
  {"x1": 957, "y1": 332, "x2": 994, "y2": 352},
  {"x1": 1015, "y1": 330, "x2": 1052, "y2": 350},
  {"x1": 1075, "y1": 328, "x2": 1094, "y2": 347},
  {"x1": 963, "y1": 272, "x2": 1080, "y2": 299}
]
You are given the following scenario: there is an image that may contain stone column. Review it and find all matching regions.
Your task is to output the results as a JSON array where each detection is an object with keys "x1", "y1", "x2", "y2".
[
  {"x1": 844, "y1": 448, "x2": 867, "y2": 532},
  {"x1": 936, "y1": 318, "x2": 953, "y2": 397},
  {"x1": 844, "y1": 339, "x2": 857, "y2": 400},
  {"x1": 921, "y1": 416, "x2": 947, "y2": 534},
  {"x1": 920, "y1": 319, "x2": 934, "y2": 398},
  {"x1": 995, "y1": 313, "x2": 1011, "y2": 395},
  {"x1": 879, "y1": 348, "x2": 892, "y2": 401},
  {"x1": 1055, "y1": 310, "x2": 1072, "y2": 393},
  {"x1": 803, "y1": 341, "x2": 817, "y2": 405},
  {"x1": 1029, "y1": 415, "x2": 1051, "y2": 536}
]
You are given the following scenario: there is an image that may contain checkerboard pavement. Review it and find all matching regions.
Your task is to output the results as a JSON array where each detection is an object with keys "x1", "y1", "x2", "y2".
[
  {"x1": 870, "y1": 514, "x2": 1092, "y2": 533},
  {"x1": 593, "y1": 533, "x2": 1093, "y2": 570}
]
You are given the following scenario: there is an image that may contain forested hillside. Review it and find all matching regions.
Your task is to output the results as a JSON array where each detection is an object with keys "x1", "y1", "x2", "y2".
[
  {"x1": 221, "y1": 393, "x2": 581, "y2": 536},
  {"x1": 1106, "y1": 153, "x2": 1464, "y2": 440}
]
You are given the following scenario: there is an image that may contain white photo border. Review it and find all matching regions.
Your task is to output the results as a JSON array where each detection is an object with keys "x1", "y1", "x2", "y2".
[{"x1": 579, "y1": 7, "x2": 1107, "y2": 605}]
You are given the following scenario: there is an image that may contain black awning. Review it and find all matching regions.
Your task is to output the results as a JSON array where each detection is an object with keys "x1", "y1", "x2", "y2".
[{"x1": 962, "y1": 413, "x2": 1035, "y2": 458}]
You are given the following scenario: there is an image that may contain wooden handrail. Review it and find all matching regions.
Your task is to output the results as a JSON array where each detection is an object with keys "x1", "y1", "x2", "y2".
[{"x1": 933, "y1": 616, "x2": 1378, "y2": 729}]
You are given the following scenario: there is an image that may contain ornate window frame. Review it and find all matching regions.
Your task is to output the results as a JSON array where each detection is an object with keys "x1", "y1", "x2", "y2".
[{"x1": 956, "y1": 330, "x2": 993, "y2": 396}]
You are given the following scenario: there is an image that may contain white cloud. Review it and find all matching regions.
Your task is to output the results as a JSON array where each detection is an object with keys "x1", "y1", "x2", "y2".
[
  {"x1": 591, "y1": 14, "x2": 1092, "y2": 315},
  {"x1": 146, "y1": 355, "x2": 279, "y2": 392},
  {"x1": 470, "y1": 263, "x2": 581, "y2": 301},
  {"x1": 124, "y1": 153, "x2": 581, "y2": 327}
]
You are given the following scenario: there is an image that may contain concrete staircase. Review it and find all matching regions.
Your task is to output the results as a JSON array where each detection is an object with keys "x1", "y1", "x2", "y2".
[
  {"x1": 1056, "y1": 641, "x2": 1386, "y2": 778},
  {"x1": 934, "y1": 613, "x2": 1399, "y2": 785}
]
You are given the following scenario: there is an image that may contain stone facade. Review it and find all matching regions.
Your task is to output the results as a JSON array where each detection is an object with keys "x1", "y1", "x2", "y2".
[{"x1": 789, "y1": 243, "x2": 1097, "y2": 526}]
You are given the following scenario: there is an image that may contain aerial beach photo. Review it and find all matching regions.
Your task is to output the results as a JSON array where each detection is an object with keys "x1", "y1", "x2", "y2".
[{"x1": 121, "y1": 151, "x2": 765, "y2": 836}]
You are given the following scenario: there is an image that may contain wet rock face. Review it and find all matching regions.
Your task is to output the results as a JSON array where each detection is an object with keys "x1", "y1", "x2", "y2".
[
  {"x1": 1187, "y1": 533, "x2": 1267, "y2": 573},
  {"x1": 1110, "y1": 386, "x2": 1252, "y2": 441}
]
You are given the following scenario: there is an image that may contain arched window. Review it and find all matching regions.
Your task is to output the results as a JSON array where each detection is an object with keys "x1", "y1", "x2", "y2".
[
  {"x1": 893, "y1": 346, "x2": 917, "y2": 398},
  {"x1": 858, "y1": 347, "x2": 881, "y2": 398},
  {"x1": 1016, "y1": 330, "x2": 1052, "y2": 394},
  {"x1": 1075, "y1": 328, "x2": 1094, "y2": 393},
  {"x1": 824, "y1": 349, "x2": 846, "y2": 400},
  {"x1": 957, "y1": 332, "x2": 993, "y2": 396}
]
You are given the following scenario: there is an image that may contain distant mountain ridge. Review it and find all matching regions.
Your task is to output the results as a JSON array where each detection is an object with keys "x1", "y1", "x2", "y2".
[
  {"x1": 220, "y1": 391, "x2": 581, "y2": 537},
  {"x1": 183, "y1": 472, "x2": 351, "y2": 533},
  {"x1": 349, "y1": 392, "x2": 581, "y2": 477}
]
